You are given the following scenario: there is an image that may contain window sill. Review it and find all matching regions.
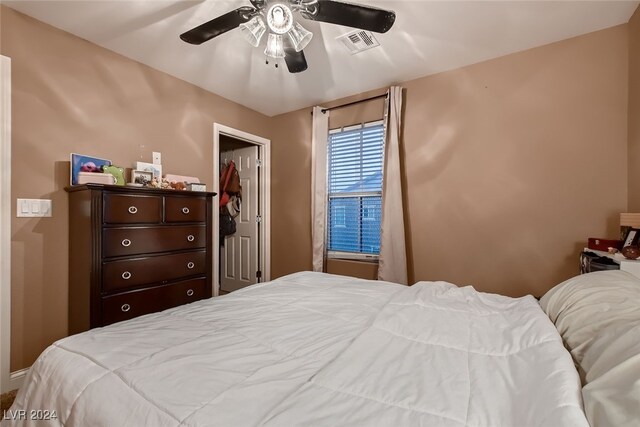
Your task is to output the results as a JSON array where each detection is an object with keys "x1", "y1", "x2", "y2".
[{"x1": 327, "y1": 252, "x2": 379, "y2": 263}]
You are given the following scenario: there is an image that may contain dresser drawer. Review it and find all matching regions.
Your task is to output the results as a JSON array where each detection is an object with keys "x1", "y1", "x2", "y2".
[
  {"x1": 102, "y1": 251, "x2": 206, "y2": 293},
  {"x1": 103, "y1": 194, "x2": 162, "y2": 224},
  {"x1": 101, "y1": 278, "x2": 206, "y2": 326},
  {"x1": 103, "y1": 225, "x2": 206, "y2": 258},
  {"x1": 165, "y1": 196, "x2": 206, "y2": 223}
]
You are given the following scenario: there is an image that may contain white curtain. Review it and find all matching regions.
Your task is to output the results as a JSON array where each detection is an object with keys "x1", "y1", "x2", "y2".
[
  {"x1": 311, "y1": 106, "x2": 329, "y2": 272},
  {"x1": 378, "y1": 86, "x2": 408, "y2": 284}
]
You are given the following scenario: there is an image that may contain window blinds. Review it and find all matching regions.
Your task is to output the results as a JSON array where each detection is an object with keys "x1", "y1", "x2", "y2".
[{"x1": 327, "y1": 121, "x2": 384, "y2": 255}]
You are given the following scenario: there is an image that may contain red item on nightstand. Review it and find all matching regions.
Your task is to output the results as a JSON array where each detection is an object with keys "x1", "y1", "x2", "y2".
[{"x1": 588, "y1": 238, "x2": 623, "y2": 251}]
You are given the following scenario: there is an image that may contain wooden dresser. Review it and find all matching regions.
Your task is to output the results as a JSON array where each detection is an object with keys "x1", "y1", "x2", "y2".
[{"x1": 66, "y1": 184, "x2": 216, "y2": 333}]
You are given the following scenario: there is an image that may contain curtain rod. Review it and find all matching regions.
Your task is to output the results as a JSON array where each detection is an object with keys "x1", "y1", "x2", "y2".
[{"x1": 311, "y1": 93, "x2": 388, "y2": 115}]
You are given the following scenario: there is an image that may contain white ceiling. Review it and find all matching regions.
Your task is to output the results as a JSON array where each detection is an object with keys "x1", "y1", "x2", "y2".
[{"x1": 5, "y1": 1, "x2": 639, "y2": 116}]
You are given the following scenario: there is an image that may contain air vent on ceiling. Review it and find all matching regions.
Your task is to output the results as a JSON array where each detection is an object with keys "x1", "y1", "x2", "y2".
[{"x1": 336, "y1": 30, "x2": 380, "y2": 54}]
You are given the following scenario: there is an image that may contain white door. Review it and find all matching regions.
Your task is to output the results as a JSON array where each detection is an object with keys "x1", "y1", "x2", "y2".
[{"x1": 220, "y1": 145, "x2": 260, "y2": 292}]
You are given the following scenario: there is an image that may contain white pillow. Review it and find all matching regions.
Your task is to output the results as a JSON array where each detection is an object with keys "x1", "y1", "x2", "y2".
[{"x1": 540, "y1": 270, "x2": 640, "y2": 427}]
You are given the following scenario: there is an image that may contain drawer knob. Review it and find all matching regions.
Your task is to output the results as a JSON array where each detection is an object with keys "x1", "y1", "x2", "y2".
[
  {"x1": 122, "y1": 271, "x2": 132, "y2": 280},
  {"x1": 128, "y1": 206, "x2": 138, "y2": 214},
  {"x1": 121, "y1": 304, "x2": 131, "y2": 312},
  {"x1": 182, "y1": 207, "x2": 190, "y2": 214},
  {"x1": 187, "y1": 262, "x2": 195, "y2": 269},
  {"x1": 186, "y1": 289, "x2": 194, "y2": 297},
  {"x1": 187, "y1": 235, "x2": 195, "y2": 242},
  {"x1": 121, "y1": 239, "x2": 132, "y2": 247}
]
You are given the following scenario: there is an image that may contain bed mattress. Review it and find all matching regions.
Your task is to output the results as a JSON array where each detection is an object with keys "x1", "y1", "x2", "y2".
[{"x1": 4, "y1": 272, "x2": 588, "y2": 426}]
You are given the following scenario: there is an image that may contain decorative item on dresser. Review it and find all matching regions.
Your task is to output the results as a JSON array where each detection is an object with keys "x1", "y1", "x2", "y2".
[{"x1": 65, "y1": 184, "x2": 216, "y2": 333}]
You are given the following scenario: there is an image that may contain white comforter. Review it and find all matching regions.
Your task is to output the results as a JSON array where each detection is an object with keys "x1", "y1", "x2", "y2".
[{"x1": 5, "y1": 272, "x2": 588, "y2": 427}]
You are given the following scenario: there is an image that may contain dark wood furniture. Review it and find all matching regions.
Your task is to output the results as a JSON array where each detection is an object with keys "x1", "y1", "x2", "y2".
[{"x1": 66, "y1": 184, "x2": 216, "y2": 333}]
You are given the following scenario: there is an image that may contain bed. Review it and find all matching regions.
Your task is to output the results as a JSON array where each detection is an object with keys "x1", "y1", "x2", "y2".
[{"x1": 5, "y1": 271, "x2": 595, "y2": 426}]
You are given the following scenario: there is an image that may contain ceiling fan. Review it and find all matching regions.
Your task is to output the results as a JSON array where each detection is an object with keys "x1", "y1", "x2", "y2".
[{"x1": 180, "y1": 0, "x2": 396, "y2": 73}]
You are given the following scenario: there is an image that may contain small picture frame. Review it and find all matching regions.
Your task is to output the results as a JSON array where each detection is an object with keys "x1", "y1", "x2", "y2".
[
  {"x1": 622, "y1": 228, "x2": 639, "y2": 248},
  {"x1": 70, "y1": 153, "x2": 112, "y2": 185},
  {"x1": 136, "y1": 162, "x2": 162, "y2": 181},
  {"x1": 131, "y1": 170, "x2": 153, "y2": 186}
]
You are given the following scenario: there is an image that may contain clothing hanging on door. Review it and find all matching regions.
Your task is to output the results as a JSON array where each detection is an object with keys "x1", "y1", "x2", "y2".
[
  {"x1": 219, "y1": 159, "x2": 242, "y2": 245},
  {"x1": 219, "y1": 160, "x2": 242, "y2": 207}
]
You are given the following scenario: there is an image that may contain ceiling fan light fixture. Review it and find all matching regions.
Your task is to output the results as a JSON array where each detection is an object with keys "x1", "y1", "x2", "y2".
[
  {"x1": 288, "y1": 22, "x2": 313, "y2": 52},
  {"x1": 264, "y1": 33, "x2": 285, "y2": 58},
  {"x1": 266, "y1": 4, "x2": 294, "y2": 34},
  {"x1": 179, "y1": 0, "x2": 397, "y2": 74},
  {"x1": 239, "y1": 16, "x2": 267, "y2": 47}
]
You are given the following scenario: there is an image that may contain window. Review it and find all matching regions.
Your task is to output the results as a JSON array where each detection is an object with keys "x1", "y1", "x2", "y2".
[{"x1": 327, "y1": 120, "x2": 384, "y2": 259}]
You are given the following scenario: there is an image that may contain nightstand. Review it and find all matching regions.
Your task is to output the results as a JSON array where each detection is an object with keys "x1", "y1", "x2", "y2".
[{"x1": 582, "y1": 248, "x2": 640, "y2": 279}]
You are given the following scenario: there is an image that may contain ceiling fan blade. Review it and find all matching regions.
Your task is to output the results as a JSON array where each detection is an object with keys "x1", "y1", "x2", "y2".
[
  {"x1": 300, "y1": 0, "x2": 396, "y2": 34},
  {"x1": 248, "y1": 0, "x2": 266, "y2": 9},
  {"x1": 180, "y1": 7, "x2": 254, "y2": 45},
  {"x1": 284, "y1": 49, "x2": 308, "y2": 73}
]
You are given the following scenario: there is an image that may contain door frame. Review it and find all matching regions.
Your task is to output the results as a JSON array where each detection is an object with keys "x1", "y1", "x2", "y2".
[
  {"x1": 1, "y1": 55, "x2": 22, "y2": 393},
  {"x1": 213, "y1": 123, "x2": 271, "y2": 296}
]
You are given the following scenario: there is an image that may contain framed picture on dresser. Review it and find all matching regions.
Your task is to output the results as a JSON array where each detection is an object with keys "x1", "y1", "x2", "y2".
[
  {"x1": 70, "y1": 153, "x2": 111, "y2": 185},
  {"x1": 131, "y1": 170, "x2": 153, "y2": 186},
  {"x1": 136, "y1": 161, "x2": 162, "y2": 180}
]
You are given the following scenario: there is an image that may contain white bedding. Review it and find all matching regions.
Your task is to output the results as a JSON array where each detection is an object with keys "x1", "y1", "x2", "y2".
[
  {"x1": 5, "y1": 272, "x2": 588, "y2": 427},
  {"x1": 540, "y1": 271, "x2": 640, "y2": 427}
]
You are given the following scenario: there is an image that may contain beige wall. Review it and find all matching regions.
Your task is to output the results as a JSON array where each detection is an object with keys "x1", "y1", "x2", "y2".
[
  {"x1": 402, "y1": 25, "x2": 627, "y2": 297},
  {"x1": 629, "y1": 7, "x2": 640, "y2": 210},
  {"x1": 272, "y1": 25, "x2": 629, "y2": 298},
  {"x1": 0, "y1": 6, "x2": 273, "y2": 370}
]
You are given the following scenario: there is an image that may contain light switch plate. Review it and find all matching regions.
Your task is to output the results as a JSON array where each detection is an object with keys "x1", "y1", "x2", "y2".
[
  {"x1": 152, "y1": 152, "x2": 161, "y2": 165},
  {"x1": 16, "y1": 199, "x2": 52, "y2": 217}
]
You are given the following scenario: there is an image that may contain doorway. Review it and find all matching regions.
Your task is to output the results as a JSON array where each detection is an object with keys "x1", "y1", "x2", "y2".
[{"x1": 213, "y1": 124, "x2": 270, "y2": 296}]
